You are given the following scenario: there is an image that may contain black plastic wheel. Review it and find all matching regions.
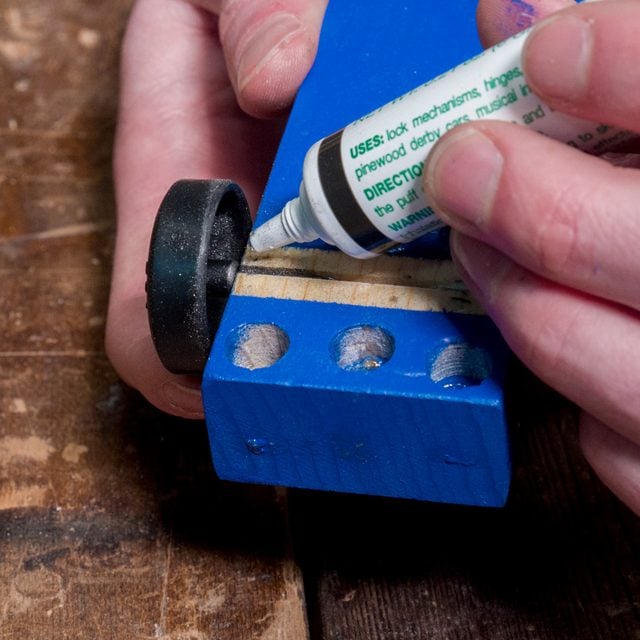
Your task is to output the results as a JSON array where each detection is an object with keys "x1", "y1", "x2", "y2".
[{"x1": 146, "y1": 179, "x2": 252, "y2": 374}]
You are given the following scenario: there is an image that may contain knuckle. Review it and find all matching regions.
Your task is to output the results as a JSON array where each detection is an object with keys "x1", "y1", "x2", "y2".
[
  {"x1": 518, "y1": 300, "x2": 580, "y2": 378},
  {"x1": 531, "y1": 184, "x2": 583, "y2": 279}
]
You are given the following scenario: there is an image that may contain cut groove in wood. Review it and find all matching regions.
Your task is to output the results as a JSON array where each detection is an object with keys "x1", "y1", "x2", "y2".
[{"x1": 235, "y1": 247, "x2": 482, "y2": 314}]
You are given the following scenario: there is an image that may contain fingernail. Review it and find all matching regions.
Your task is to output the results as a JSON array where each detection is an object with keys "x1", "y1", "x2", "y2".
[
  {"x1": 426, "y1": 127, "x2": 503, "y2": 229},
  {"x1": 163, "y1": 381, "x2": 204, "y2": 418},
  {"x1": 236, "y1": 12, "x2": 303, "y2": 91},
  {"x1": 524, "y1": 14, "x2": 593, "y2": 102},
  {"x1": 451, "y1": 232, "x2": 512, "y2": 306}
]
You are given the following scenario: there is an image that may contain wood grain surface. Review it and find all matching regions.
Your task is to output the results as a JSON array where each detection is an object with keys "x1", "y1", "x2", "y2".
[
  {"x1": 237, "y1": 247, "x2": 483, "y2": 314},
  {"x1": 292, "y1": 369, "x2": 640, "y2": 639},
  {"x1": 0, "y1": 2, "x2": 307, "y2": 639},
  {"x1": 1, "y1": 1, "x2": 639, "y2": 639}
]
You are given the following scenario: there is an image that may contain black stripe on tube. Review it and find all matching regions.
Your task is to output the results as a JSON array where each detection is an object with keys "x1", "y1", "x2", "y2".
[{"x1": 317, "y1": 131, "x2": 395, "y2": 253}]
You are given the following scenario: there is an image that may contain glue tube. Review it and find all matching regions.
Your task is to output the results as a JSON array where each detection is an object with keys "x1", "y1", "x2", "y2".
[{"x1": 249, "y1": 23, "x2": 634, "y2": 258}]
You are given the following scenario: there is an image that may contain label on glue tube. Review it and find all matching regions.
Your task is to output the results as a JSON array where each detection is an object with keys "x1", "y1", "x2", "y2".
[{"x1": 315, "y1": 28, "x2": 634, "y2": 252}]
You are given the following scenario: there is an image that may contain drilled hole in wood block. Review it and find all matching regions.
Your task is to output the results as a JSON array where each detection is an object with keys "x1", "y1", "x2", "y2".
[
  {"x1": 430, "y1": 343, "x2": 491, "y2": 389},
  {"x1": 229, "y1": 323, "x2": 290, "y2": 370},
  {"x1": 332, "y1": 325, "x2": 395, "y2": 371}
]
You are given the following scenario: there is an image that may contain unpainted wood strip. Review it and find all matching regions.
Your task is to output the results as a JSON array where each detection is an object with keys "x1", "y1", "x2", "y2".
[{"x1": 237, "y1": 247, "x2": 483, "y2": 314}]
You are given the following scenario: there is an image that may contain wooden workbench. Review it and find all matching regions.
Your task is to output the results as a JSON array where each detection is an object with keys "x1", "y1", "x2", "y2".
[{"x1": 1, "y1": 1, "x2": 639, "y2": 638}]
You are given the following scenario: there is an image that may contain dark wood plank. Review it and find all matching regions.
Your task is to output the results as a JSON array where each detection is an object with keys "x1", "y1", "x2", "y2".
[
  {"x1": 0, "y1": 1, "x2": 308, "y2": 638},
  {"x1": 292, "y1": 367, "x2": 640, "y2": 639},
  {"x1": 0, "y1": 346, "x2": 307, "y2": 639}
]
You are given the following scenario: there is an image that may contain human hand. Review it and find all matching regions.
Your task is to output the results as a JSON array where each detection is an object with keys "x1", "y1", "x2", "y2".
[
  {"x1": 424, "y1": 0, "x2": 640, "y2": 514},
  {"x1": 106, "y1": 0, "x2": 327, "y2": 418}
]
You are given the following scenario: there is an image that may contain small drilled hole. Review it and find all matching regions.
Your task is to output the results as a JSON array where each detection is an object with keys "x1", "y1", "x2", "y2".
[
  {"x1": 332, "y1": 325, "x2": 394, "y2": 371},
  {"x1": 229, "y1": 323, "x2": 289, "y2": 370},
  {"x1": 430, "y1": 343, "x2": 491, "y2": 389}
]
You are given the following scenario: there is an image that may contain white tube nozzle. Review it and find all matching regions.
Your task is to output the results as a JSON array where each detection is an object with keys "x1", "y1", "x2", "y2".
[
  {"x1": 248, "y1": 212, "x2": 293, "y2": 252},
  {"x1": 249, "y1": 197, "x2": 319, "y2": 253}
]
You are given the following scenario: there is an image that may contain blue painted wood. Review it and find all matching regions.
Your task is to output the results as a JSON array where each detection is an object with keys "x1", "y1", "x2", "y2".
[
  {"x1": 201, "y1": 0, "x2": 513, "y2": 506},
  {"x1": 256, "y1": 0, "x2": 483, "y2": 256},
  {"x1": 203, "y1": 296, "x2": 511, "y2": 506}
]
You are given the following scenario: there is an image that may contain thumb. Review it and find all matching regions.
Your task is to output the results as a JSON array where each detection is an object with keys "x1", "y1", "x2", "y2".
[{"x1": 197, "y1": 0, "x2": 328, "y2": 118}]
